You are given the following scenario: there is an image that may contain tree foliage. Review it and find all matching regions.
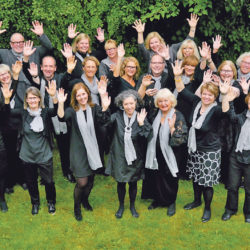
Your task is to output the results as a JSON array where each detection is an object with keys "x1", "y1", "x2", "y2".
[{"x1": 0, "y1": 0, "x2": 249, "y2": 68}]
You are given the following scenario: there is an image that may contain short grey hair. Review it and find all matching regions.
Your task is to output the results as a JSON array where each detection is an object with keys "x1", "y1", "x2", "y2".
[
  {"x1": 115, "y1": 90, "x2": 143, "y2": 110},
  {"x1": 236, "y1": 52, "x2": 250, "y2": 67},
  {"x1": 154, "y1": 88, "x2": 177, "y2": 108},
  {"x1": 0, "y1": 64, "x2": 12, "y2": 78}
]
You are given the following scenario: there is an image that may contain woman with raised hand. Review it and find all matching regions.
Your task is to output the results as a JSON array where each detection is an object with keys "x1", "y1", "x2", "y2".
[
  {"x1": 105, "y1": 90, "x2": 152, "y2": 219},
  {"x1": 133, "y1": 13, "x2": 199, "y2": 72},
  {"x1": 61, "y1": 24, "x2": 106, "y2": 79},
  {"x1": 173, "y1": 60, "x2": 227, "y2": 222},
  {"x1": 144, "y1": 88, "x2": 187, "y2": 216},
  {"x1": 57, "y1": 83, "x2": 111, "y2": 221},
  {"x1": 220, "y1": 81, "x2": 250, "y2": 224},
  {"x1": 6, "y1": 81, "x2": 58, "y2": 215}
]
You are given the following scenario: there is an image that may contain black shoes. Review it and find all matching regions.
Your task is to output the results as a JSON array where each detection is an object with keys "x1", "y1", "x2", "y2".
[
  {"x1": 21, "y1": 183, "x2": 28, "y2": 190},
  {"x1": 5, "y1": 187, "x2": 14, "y2": 194},
  {"x1": 65, "y1": 173, "x2": 76, "y2": 183},
  {"x1": 245, "y1": 215, "x2": 250, "y2": 223},
  {"x1": 115, "y1": 206, "x2": 124, "y2": 219},
  {"x1": 82, "y1": 200, "x2": 93, "y2": 211},
  {"x1": 31, "y1": 204, "x2": 40, "y2": 215},
  {"x1": 184, "y1": 201, "x2": 201, "y2": 210},
  {"x1": 0, "y1": 201, "x2": 8, "y2": 212},
  {"x1": 148, "y1": 201, "x2": 158, "y2": 210},
  {"x1": 74, "y1": 205, "x2": 82, "y2": 221},
  {"x1": 221, "y1": 210, "x2": 236, "y2": 221},
  {"x1": 167, "y1": 203, "x2": 176, "y2": 217},
  {"x1": 130, "y1": 205, "x2": 139, "y2": 218},
  {"x1": 48, "y1": 203, "x2": 56, "y2": 214},
  {"x1": 202, "y1": 209, "x2": 211, "y2": 223}
]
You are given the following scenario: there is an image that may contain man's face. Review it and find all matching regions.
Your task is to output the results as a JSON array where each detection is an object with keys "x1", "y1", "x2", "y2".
[
  {"x1": 41, "y1": 57, "x2": 57, "y2": 80},
  {"x1": 10, "y1": 33, "x2": 25, "y2": 53},
  {"x1": 150, "y1": 55, "x2": 165, "y2": 77}
]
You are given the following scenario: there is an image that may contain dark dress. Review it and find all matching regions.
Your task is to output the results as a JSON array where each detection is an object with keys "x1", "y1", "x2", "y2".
[
  {"x1": 62, "y1": 105, "x2": 110, "y2": 178},
  {"x1": 105, "y1": 110, "x2": 152, "y2": 183},
  {"x1": 141, "y1": 109, "x2": 187, "y2": 205}
]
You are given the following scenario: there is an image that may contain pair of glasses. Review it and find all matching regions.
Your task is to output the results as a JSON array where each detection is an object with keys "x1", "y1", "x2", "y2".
[
  {"x1": 106, "y1": 48, "x2": 116, "y2": 52},
  {"x1": 126, "y1": 66, "x2": 136, "y2": 69},
  {"x1": 151, "y1": 62, "x2": 164, "y2": 65},
  {"x1": 11, "y1": 41, "x2": 24, "y2": 45},
  {"x1": 27, "y1": 97, "x2": 38, "y2": 101},
  {"x1": 221, "y1": 70, "x2": 233, "y2": 74},
  {"x1": 241, "y1": 61, "x2": 250, "y2": 66}
]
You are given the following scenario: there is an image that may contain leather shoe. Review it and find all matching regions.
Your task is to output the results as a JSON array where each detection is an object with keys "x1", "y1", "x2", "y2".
[
  {"x1": 202, "y1": 209, "x2": 211, "y2": 223},
  {"x1": 115, "y1": 206, "x2": 124, "y2": 219},
  {"x1": 245, "y1": 215, "x2": 250, "y2": 223},
  {"x1": 130, "y1": 205, "x2": 139, "y2": 218},
  {"x1": 48, "y1": 203, "x2": 56, "y2": 214},
  {"x1": 32, "y1": 204, "x2": 40, "y2": 215},
  {"x1": 74, "y1": 205, "x2": 82, "y2": 221},
  {"x1": 148, "y1": 201, "x2": 158, "y2": 210},
  {"x1": 0, "y1": 201, "x2": 8, "y2": 212},
  {"x1": 167, "y1": 203, "x2": 176, "y2": 217},
  {"x1": 221, "y1": 211, "x2": 236, "y2": 221},
  {"x1": 82, "y1": 200, "x2": 93, "y2": 211},
  {"x1": 184, "y1": 201, "x2": 201, "y2": 210},
  {"x1": 65, "y1": 173, "x2": 76, "y2": 183}
]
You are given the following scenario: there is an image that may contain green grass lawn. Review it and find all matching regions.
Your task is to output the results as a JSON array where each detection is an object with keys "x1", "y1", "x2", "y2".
[{"x1": 0, "y1": 150, "x2": 249, "y2": 250}]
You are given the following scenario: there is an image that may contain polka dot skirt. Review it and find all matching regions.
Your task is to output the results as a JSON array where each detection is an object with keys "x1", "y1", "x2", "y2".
[{"x1": 187, "y1": 149, "x2": 221, "y2": 187}]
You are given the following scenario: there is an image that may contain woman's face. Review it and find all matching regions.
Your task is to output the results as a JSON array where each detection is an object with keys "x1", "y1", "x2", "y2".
[
  {"x1": 240, "y1": 56, "x2": 250, "y2": 74},
  {"x1": 26, "y1": 93, "x2": 40, "y2": 110},
  {"x1": 219, "y1": 64, "x2": 234, "y2": 81},
  {"x1": 149, "y1": 37, "x2": 161, "y2": 52},
  {"x1": 184, "y1": 64, "x2": 196, "y2": 76},
  {"x1": 76, "y1": 38, "x2": 90, "y2": 54},
  {"x1": 157, "y1": 97, "x2": 172, "y2": 113},
  {"x1": 76, "y1": 88, "x2": 88, "y2": 107},
  {"x1": 0, "y1": 71, "x2": 11, "y2": 85},
  {"x1": 83, "y1": 60, "x2": 97, "y2": 79},
  {"x1": 123, "y1": 96, "x2": 136, "y2": 117},
  {"x1": 201, "y1": 89, "x2": 215, "y2": 106},
  {"x1": 182, "y1": 45, "x2": 194, "y2": 58},
  {"x1": 248, "y1": 99, "x2": 250, "y2": 111},
  {"x1": 124, "y1": 61, "x2": 137, "y2": 78},
  {"x1": 106, "y1": 46, "x2": 117, "y2": 59}
]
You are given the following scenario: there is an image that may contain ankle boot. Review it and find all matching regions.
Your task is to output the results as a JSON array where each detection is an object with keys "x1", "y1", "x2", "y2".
[
  {"x1": 74, "y1": 204, "x2": 82, "y2": 221},
  {"x1": 202, "y1": 208, "x2": 211, "y2": 222},
  {"x1": 0, "y1": 201, "x2": 8, "y2": 212},
  {"x1": 184, "y1": 200, "x2": 201, "y2": 210},
  {"x1": 115, "y1": 205, "x2": 124, "y2": 219},
  {"x1": 82, "y1": 197, "x2": 93, "y2": 211},
  {"x1": 130, "y1": 203, "x2": 139, "y2": 218},
  {"x1": 167, "y1": 203, "x2": 176, "y2": 217}
]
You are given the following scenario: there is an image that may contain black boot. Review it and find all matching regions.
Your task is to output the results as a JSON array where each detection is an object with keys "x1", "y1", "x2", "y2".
[
  {"x1": 130, "y1": 203, "x2": 139, "y2": 218},
  {"x1": 0, "y1": 201, "x2": 8, "y2": 212},
  {"x1": 74, "y1": 204, "x2": 82, "y2": 221},
  {"x1": 115, "y1": 205, "x2": 124, "y2": 219},
  {"x1": 167, "y1": 203, "x2": 176, "y2": 217},
  {"x1": 202, "y1": 208, "x2": 211, "y2": 222},
  {"x1": 184, "y1": 200, "x2": 202, "y2": 210},
  {"x1": 82, "y1": 198, "x2": 93, "y2": 211}
]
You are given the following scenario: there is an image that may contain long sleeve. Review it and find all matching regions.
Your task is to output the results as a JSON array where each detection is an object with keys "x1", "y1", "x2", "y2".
[{"x1": 35, "y1": 34, "x2": 53, "y2": 57}]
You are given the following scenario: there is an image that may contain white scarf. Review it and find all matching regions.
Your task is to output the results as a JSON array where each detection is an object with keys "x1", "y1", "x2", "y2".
[
  {"x1": 75, "y1": 52, "x2": 89, "y2": 62},
  {"x1": 27, "y1": 108, "x2": 44, "y2": 132}
]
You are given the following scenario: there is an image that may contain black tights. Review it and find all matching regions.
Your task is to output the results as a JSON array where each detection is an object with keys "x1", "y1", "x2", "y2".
[
  {"x1": 193, "y1": 181, "x2": 214, "y2": 210},
  {"x1": 74, "y1": 175, "x2": 94, "y2": 207},
  {"x1": 117, "y1": 181, "x2": 137, "y2": 207}
]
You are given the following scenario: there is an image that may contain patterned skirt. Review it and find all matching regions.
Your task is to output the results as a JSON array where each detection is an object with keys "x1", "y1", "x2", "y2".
[{"x1": 187, "y1": 149, "x2": 221, "y2": 187}]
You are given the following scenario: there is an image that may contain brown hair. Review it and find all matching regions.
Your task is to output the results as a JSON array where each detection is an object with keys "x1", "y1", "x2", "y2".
[
  {"x1": 218, "y1": 60, "x2": 237, "y2": 80},
  {"x1": 120, "y1": 57, "x2": 140, "y2": 80},
  {"x1": 181, "y1": 55, "x2": 199, "y2": 80},
  {"x1": 23, "y1": 87, "x2": 44, "y2": 109},
  {"x1": 201, "y1": 82, "x2": 219, "y2": 99},
  {"x1": 70, "y1": 83, "x2": 94, "y2": 111},
  {"x1": 72, "y1": 33, "x2": 91, "y2": 54},
  {"x1": 82, "y1": 56, "x2": 100, "y2": 68},
  {"x1": 245, "y1": 93, "x2": 250, "y2": 105},
  {"x1": 145, "y1": 32, "x2": 165, "y2": 50}
]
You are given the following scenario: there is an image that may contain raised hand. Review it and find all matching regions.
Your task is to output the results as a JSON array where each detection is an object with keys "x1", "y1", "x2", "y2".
[
  {"x1": 68, "y1": 23, "x2": 79, "y2": 39},
  {"x1": 212, "y1": 35, "x2": 223, "y2": 53},
  {"x1": 187, "y1": 13, "x2": 199, "y2": 28},
  {"x1": 211, "y1": 74, "x2": 221, "y2": 86},
  {"x1": 142, "y1": 74, "x2": 154, "y2": 87},
  {"x1": 117, "y1": 43, "x2": 125, "y2": 58},
  {"x1": 168, "y1": 112, "x2": 176, "y2": 132},
  {"x1": 203, "y1": 69, "x2": 213, "y2": 83},
  {"x1": 199, "y1": 42, "x2": 210, "y2": 59},
  {"x1": 137, "y1": 108, "x2": 147, "y2": 126},
  {"x1": 12, "y1": 61, "x2": 22, "y2": 76},
  {"x1": 172, "y1": 60, "x2": 183, "y2": 76},
  {"x1": 45, "y1": 80, "x2": 57, "y2": 97},
  {"x1": 239, "y1": 77, "x2": 250, "y2": 94},
  {"x1": 31, "y1": 21, "x2": 44, "y2": 36},
  {"x1": 67, "y1": 56, "x2": 77, "y2": 73},
  {"x1": 1, "y1": 84, "x2": 13, "y2": 101},
  {"x1": 61, "y1": 43, "x2": 73, "y2": 59},
  {"x1": 28, "y1": 62, "x2": 38, "y2": 77},
  {"x1": 101, "y1": 92, "x2": 111, "y2": 111},
  {"x1": 156, "y1": 44, "x2": 170, "y2": 60},
  {"x1": 23, "y1": 40, "x2": 36, "y2": 58},
  {"x1": 98, "y1": 75, "x2": 108, "y2": 96},
  {"x1": 0, "y1": 21, "x2": 6, "y2": 34},
  {"x1": 145, "y1": 88, "x2": 158, "y2": 97},
  {"x1": 219, "y1": 79, "x2": 231, "y2": 95},
  {"x1": 95, "y1": 27, "x2": 104, "y2": 43},
  {"x1": 57, "y1": 88, "x2": 67, "y2": 103},
  {"x1": 132, "y1": 19, "x2": 145, "y2": 33}
]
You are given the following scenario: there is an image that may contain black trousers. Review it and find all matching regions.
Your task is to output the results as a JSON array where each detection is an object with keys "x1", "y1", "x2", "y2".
[
  {"x1": 54, "y1": 132, "x2": 71, "y2": 176},
  {"x1": 225, "y1": 153, "x2": 250, "y2": 216},
  {"x1": 2, "y1": 129, "x2": 26, "y2": 187},
  {"x1": 23, "y1": 159, "x2": 56, "y2": 205},
  {"x1": 0, "y1": 150, "x2": 7, "y2": 201}
]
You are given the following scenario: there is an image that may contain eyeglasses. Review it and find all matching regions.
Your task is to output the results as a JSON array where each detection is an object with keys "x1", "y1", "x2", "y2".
[
  {"x1": 221, "y1": 70, "x2": 233, "y2": 74},
  {"x1": 27, "y1": 97, "x2": 39, "y2": 101},
  {"x1": 241, "y1": 61, "x2": 250, "y2": 66},
  {"x1": 151, "y1": 62, "x2": 164, "y2": 65},
  {"x1": 106, "y1": 48, "x2": 116, "y2": 52},
  {"x1": 126, "y1": 66, "x2": 136, "y2": 69},
  {"x1": 0, "y1": 72, "x2": 10, "y2": 78},
  {"x1": 11, "y1": 41, "x2": 24, "y2": 45}
]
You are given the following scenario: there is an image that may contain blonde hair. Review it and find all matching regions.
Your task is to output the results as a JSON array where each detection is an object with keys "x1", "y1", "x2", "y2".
[
  {"x1": 154, "y1": 88, "x2": 177, "y2": 108},
  {"x1": 0, "y1": 64, "x2": 12, "y2": 78},
  {"x1": 236, "y1": 52, "x2": 250, "y2": 67},
  {"x1": 145, "y1": 32, "x2": 165, "y2": 50},
  {"x1": 82, "y1": 56, "x2": 100, "y2": 68},
  {"x1": 218, "y1": 60, "x2": 237, "y2": 80},
  {"x1": 24, "y1": 87, "x2": 44, "y2": 109},
  {"x1": 72, "y1": 33, "x2": 91, "y2": 54},
  {"x1": 201, "y1": 82, "x2": 219, "y2": 98},
  {"x1": 177, "y1": 39, "x2": 200, "y2": 60},
  {"x1": 104, "y1": 39, "x2": 117, "y2": 50},
  {"x1": 120, "y1": 57, "x2": 140, "y2": 80}
]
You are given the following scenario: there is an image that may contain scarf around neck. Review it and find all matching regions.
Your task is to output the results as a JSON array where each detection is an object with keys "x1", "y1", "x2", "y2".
[
  {"x1": 75, "y1": 52, "x2": 89, "y2": 62},
  {"x1": 27, "y1": 108, "x2": 44, "y2": 132},
  {"x1": 173, "y1": 75, "x2": 190, "y2": 98},
  {"x1": 237, "y1": 68, "x2": 250, "y2": 81},
  {"x1": 11, "y1": 49, "x2": 23, "y2": 61}
]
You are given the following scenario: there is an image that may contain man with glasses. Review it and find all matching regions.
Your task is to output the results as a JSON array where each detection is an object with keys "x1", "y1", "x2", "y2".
[{"x1": 0, "y1": 21, "x2": 53, "y2": 85}]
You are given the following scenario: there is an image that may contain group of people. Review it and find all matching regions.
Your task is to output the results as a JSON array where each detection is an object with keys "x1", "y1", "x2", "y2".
[{"x1": 0, "y1": 14, "x2": 249, "y2": 224}]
